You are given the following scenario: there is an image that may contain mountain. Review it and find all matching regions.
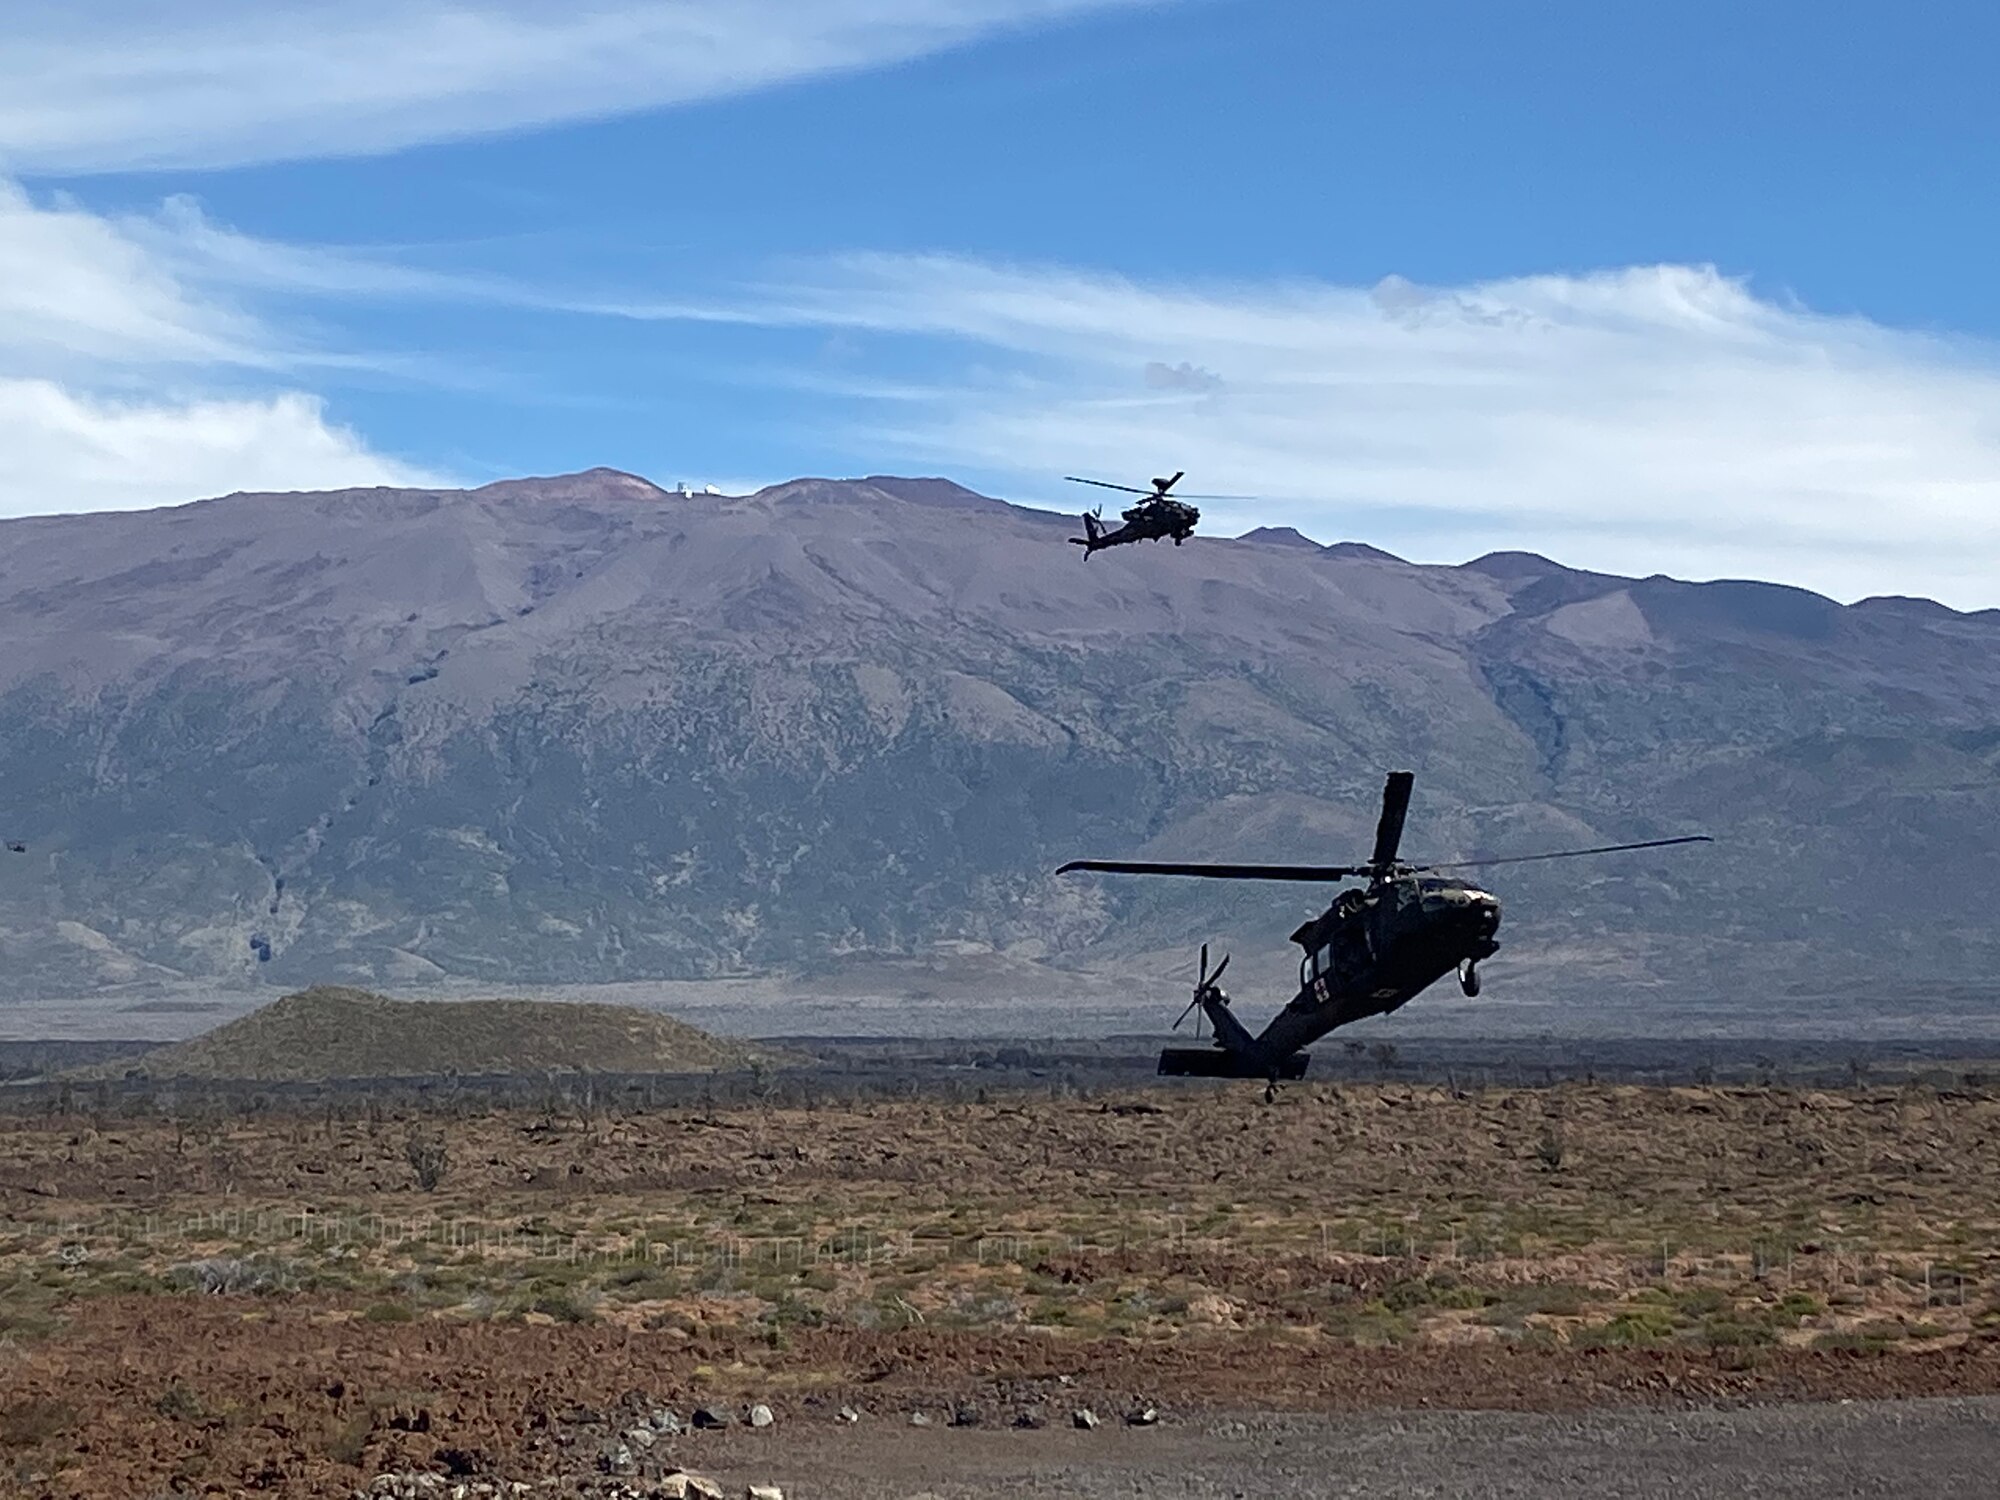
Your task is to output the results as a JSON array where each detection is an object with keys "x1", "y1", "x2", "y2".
[
  {"x1": 89, "y1": 985, "x2": 775, "y2": 1081},
  {"x1": 2, "y1": 468, "x2": 1998, "y2": 1035}
]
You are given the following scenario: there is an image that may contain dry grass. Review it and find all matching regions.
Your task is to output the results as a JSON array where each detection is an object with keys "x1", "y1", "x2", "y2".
[{"x1": 4, "y1": 1079, "x2": 1997, "y2": 1354}]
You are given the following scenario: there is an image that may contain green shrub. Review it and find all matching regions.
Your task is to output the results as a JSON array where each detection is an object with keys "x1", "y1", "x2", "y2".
[{"x1": 152, "y1": 1381, "x2": 206, "y2": 1421}]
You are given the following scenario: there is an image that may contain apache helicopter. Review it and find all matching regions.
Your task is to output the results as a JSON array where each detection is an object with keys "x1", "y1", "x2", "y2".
[
  {"x1": 1064, "y1": 471, "x2": 1242, "y2": 557},
  {"x1": 1060, "y1": 771, "x2": 1710, "y2": 1100}
]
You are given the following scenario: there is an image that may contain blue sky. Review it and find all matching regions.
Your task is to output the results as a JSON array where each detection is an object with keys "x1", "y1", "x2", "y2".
[{"x1": 4, "y1": 0, "x2": 2000, "y2": 605}]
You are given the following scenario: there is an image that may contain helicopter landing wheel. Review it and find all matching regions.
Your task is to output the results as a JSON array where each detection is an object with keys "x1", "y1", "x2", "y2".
[{"x1": 1459, "y1": 960, "x2": 1481, "y2": 998}]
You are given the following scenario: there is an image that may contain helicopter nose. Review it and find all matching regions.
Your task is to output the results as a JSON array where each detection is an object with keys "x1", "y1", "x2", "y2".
[{"x1": 1453, "y1": 888, "x2": 1501, "y2": 935}]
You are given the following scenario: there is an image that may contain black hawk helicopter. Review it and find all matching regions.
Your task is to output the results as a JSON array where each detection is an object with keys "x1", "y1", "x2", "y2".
[
  {"x1": 1059, "y1": 771, "x2": 1710, "y2": 1099},
  {"x1": 1064, "y1": 471, "x2": 1243, "y2": 557}
]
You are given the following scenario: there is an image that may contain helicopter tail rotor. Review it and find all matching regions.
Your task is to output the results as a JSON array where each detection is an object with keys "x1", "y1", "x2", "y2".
[
  {"x1": 1158, "y1": 943, "x2": 1279, "y2": 1079},
  {"x1": 1174, "y1": 942, "x2": 1233, "y2": 1039}
]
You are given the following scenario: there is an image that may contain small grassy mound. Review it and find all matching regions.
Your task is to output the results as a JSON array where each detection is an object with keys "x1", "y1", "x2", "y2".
[{"x1": 111, "y1": 986, "x2": 777, "y2": 1081}]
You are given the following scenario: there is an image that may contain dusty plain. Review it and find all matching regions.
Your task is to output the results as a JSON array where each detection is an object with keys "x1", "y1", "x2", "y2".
[{"x1": 4, "y1": 1076, "x2": 2000, "y2": 1496}]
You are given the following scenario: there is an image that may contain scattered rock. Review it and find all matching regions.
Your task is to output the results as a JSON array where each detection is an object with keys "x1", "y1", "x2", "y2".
[
  {"x1": 623, "y1": 1426, "x2": 657, "y2": 1450},
  {"x1": 747, "y1": 1402, "x2": 775, "y2": 1429},
  {"x1": 1072, "y1": 1408, "x2": 1099, "y2": 1430},
  {"x1": 1057, "y1": 1374, "x2": 1075, "y2": 1386},
  {"x1": 692, "y1": 1406, "x2": 731, "y2": 1430},
  {"x1": 1186, "y1": 1292, "x2": 1238, "y2": 1326},
  {"x1": 1126, "y1": 1404, "x2": 1160, "y2": 1426},
  {"x1": 950, "y1": 1402, "x2": 982, "y2": 1428},
  {"x1": 661, "y1": 1473, "x2": 726, "y2": 1500},
  {"x1": 362, "y1": 1475, "x2": 447, "y2": 1499},
  {"x1": 835, "y1": 1405, "x2": 861, "y2": 1424},
  {"x1": 746, "y1": 1487, "x2": 785, "y2": 1500},
  {"x1": 1013, "y1": 1408, "x2": 1046, "y2": 1430},
  {"x1": 650, "y1": 1408, "x2": 684, "y2": 1434},
  {"x1": 908, "y1": 1410, "x2": 933, "y2": 1427}
]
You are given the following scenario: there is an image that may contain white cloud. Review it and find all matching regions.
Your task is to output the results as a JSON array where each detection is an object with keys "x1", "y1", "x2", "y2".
[
  {"x1": 0, "y1": 179, "x2": 434, "y2": 518},
  {"x1": 0, "y1": 381, "x2": 428, "y2": 516},
  {"x1": 687, "y1": 254, "x2": 2000, "y2": 608},
  {"x1": 0, "y1": 0, "x2": 1141, "y2": 174}
]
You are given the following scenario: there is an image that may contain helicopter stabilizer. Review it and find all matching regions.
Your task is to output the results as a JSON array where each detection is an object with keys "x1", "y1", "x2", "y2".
[{"x1": 1158, "y1": 1048, "x2": 1310, "y2": 1080}]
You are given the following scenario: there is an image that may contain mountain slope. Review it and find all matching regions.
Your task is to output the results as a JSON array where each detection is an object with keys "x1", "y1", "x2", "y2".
[{"x1": 1, "y1": 468, "x2": 1997, "y2": 1027}]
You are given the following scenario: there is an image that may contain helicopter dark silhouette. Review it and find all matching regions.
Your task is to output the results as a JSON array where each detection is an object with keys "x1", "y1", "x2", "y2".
[
  {"x1": 4, "y1": 841, "x2": 23, "y2": 855},
  {"x1": 1059, "y1": 771, "x2": 1711, "y2": 1100},
  {"x1": 1064, "y1": 471, "x2": 1244, "y2": 557}
]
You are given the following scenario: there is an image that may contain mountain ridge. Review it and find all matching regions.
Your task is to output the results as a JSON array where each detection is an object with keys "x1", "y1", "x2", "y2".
[{"x1": 1, "y1": 468, "x2": 1996, "y2": 1031}]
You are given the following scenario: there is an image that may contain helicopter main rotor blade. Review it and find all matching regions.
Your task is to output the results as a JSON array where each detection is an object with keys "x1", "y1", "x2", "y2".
[
  {"x1": 1064, "y1": 476, "x2": 1153, "y2": 495},
  {"x1": 1370, "y1": 770, "x2": 1414, "y2": 869},
  {"x1": 1058, "y1": 859, "x2": 1372, "y2": 882},
  {"x1": 1415, "y1": 834, "x2": 1713, "y2": 872}
]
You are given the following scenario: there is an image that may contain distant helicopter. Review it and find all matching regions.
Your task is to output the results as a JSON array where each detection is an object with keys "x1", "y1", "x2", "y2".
[
  {"x1": 1060, "y1": 771, "x2": 1711, "y2": 1099},
  {"x1": 4, "y1": 841, "x2": 23, "y2": 855},
  {"x1": 1064, "y1": 471, "x2": 1243, "y2": 558}
]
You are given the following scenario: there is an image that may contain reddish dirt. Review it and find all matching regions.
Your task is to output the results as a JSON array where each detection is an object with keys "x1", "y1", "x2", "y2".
[
  {"x1": 5, "y1": 1081, "x2": 2000, "y2": 1496},
  {"x1": 5, "y1": 1296, "x2": 2000, "y2": 1498}
]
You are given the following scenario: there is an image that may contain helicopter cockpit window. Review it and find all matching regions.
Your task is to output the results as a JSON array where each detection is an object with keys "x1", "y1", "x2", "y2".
[{"x1": 1302, "y1": 944, "x2": 1333, "y2": 984}]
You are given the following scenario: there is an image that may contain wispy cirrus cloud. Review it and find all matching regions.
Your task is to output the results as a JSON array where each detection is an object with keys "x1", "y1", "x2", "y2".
[
  {"x1": 13, "y1": 169, "x2": 2000, "y2": 608},
  {"x1": 0, "y1": 0, "x2": 1144, "y2": 175},
  {"x1": 647, "y1": 253, "x2": 2000, "y2": 608}
]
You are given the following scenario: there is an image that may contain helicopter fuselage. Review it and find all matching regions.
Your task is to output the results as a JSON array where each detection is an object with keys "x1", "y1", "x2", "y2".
[
  {"x1": 1182, "y1": 874, "x2": 1501, "y2": 1075},
  {"x1": 1072, "y1": 497, "x2": 1201, "y2": 556}
]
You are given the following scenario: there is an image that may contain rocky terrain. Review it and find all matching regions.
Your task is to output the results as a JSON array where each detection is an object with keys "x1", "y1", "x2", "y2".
[
  {"x1": 4, "y1": 1078, "x2": 2000, "y2": 1497},
  {"x1": 2, "y1": 467, "x2": 1998, "y2": 1030}
]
